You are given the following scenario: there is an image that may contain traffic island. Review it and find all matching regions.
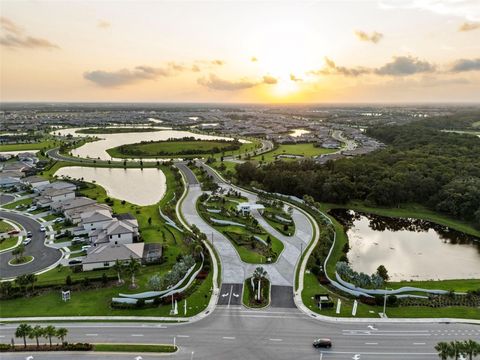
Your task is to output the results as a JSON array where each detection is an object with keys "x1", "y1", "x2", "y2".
[
  {"x1": 8, "y1": 255, "x2": 34, "y2": 266},
  {"x1": 0, "y1": 343, "x2": 178, "y2": 354},
  {"x1": 243, "y1": 269, "x2": 270, "y2": 309}
]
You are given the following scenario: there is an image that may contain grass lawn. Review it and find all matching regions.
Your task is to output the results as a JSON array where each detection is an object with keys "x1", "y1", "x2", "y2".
[
  {"x1": 0, "y1": 236, "x2": 19, "y2": 251},
  {"x1": 42, "y1": 214, "x2": 58, "y2": 221},
  {"x1": 252, "y1": 143, "x2": 336, "y2": 163},
  {"x1": 302, "y1": 273, "x2": 479, "y2": 319},
  {"x1": 9, "y1": 255, "x2": 33, "y2": 265},
  {"x1": 262, "y1": 207, "x2": 295, "y2": 236},
  {"x1": 107, "y1": 139, "x2": 251, "y2": 159},
  {"x1": 93, "y1": 344, "x2": 177, "y2": 353},
  {"x1": 0, "y1": 140, "x2": 57, "y2": 152},
  {"x1": 0, "y1": 219, "x2": 14, "y2": 233},
  {"x1": 211, "y1": 160, "x2": 238, "y2": 180},
  {"x1": 2, "y1": 198, "x2": 33, "y2": 210}
]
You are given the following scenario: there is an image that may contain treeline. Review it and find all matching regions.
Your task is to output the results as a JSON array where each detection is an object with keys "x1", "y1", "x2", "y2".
[{"x1": 235, "y1": 114, "x2": 480, "y2": 228}]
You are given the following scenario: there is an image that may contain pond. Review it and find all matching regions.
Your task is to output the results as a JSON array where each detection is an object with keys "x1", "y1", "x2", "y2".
[
  {"x1": 331, "y1": 209, "x2": 480, "y2": 281},
  {"x1": 55, "y1": 166, "x2": 166, "y2": 206},
  {"x1": 54, "y1": 127, "x2": 247, "y2": 161}
]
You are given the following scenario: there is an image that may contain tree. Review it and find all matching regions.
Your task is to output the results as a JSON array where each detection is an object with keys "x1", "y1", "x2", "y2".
[
  {"x1": 462, "y1": 340, "x2": 479, "y2": 360},
  {"x1": 15, "y1": 274, "x2": 29, "y2": 293},
  {"x1": 253, "y1": 267, "x2": 268, "y2": 302},
  {"x1": 376, "y1": 265, "x2": 389, "y2": 282},
  {"x1": 0, "y1": 281, "x2": 12, "y2": 297},
  {"x1": 12, "y1": 244, "x2": 25, "y2": 262},
  {"x1": 112, "y1": 259, "x2": 125, "y2": 285},
  {"x1": 25, "y1": 273, "x2": 37, "y2": 293},
  {"x1": 44, "y1": 325, "x2": 56, "y2": 348},
  {"x1": 15, "y1": 323, "x2": 32, "y2": 348},
  {"x1": 29, "y1": 325, "x2": 44, "y2": 348},
  {"x1": 126, "y1": 256, "x2": 141, "y2": 288},
  {"x1": 56, "y1": 327, "x2": 68, "y2": 344}
]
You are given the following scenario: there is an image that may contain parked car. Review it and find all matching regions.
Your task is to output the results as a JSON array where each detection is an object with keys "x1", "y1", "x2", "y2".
[
  {"x1": 68, "y1": 259, "x2": 82, "y2": 265},
  {"x1": 8, "y1": 230, "x2": 20, "y2": 235},
  {"x1": 26, "y1": 231, "x2": 32, "y2": 238},
  {"x1": 54, "y1": 217, "x2": 64, "y2": 223},
  {"x1": 81, "y1": 245, "x2": 91, "y2": 252},
  {"x1": 313, "y1": 339, "x2": 332, "y2": 348},
  {"x1": 39, "y1": 225, "x2": 46, "y2": 232},
  {"x1": 26, "y1": 206, "x2": 37, "y2": 212},
  {"x1": 22, "y1": 238, "x2": 32, "y2": 245}
]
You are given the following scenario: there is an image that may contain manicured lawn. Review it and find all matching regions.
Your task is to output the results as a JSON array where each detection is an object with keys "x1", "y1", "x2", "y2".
[
  {"x1": 2, "y1": 198, "x2": 33, "y2": 210},
  {"x1": 42, "y1": 214, "x2": 58, "y2": 221},
  {"x1": 9, "y1": 255, "x2": 33, "y2": 265},
  {"x1": 0, "y1": 140, "x2": 57, "y2": 152},
  {"x1": 262, "y1": 207, "x2": 295, "y2": 236},
  {"x1": 0, "y1": 236, "x2": 19, "y2": 251},
  {"x1": 0, "y1": 219, "x2": 14, "y2": 233},
  {"x1": 252, "y1": 143, "x2": 336, "y2": 163},
  {"x1": 93, "y1": 344, "x2": 177, "y2": 353},
  {"x1": 107, "y1": 139, "x2": 248, "y2": 159}
]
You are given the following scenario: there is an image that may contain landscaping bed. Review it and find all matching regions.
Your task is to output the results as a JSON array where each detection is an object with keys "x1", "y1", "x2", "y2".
[{"x1": 243, "y1": 276, "x2": 270, "y2": 308}]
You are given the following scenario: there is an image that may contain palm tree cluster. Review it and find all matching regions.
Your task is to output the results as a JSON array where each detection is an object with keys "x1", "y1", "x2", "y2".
[
  {"x1": 15, "y1": 323, "x2": 68, "y2": 349},
  {"x1": 435, "y1": 340, "x2": 480, "y2": 360},
  {"x1": 112, "y1": 257, "x2": 141, "y2": 288}
]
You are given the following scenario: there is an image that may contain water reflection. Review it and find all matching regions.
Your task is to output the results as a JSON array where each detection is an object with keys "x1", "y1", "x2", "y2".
[
  {"x1": 55, "y1": 166, "x2": 166, "y2": 206},
  {"x1": 330, "y1": 209, "x2": 480, "y2": 281}
]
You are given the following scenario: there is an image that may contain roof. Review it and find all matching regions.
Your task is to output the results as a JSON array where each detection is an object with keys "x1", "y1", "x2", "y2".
[
  {"x1": 82, "y1": 243, "x2": 144, "y2": 264},
  {"x1": 105, "y1": 219, "x2": 135, "y2": 235},
  {"x1": 81, "y1": 209, "x2": 113, "y2": 223},
  {"x1": 42, "y1": 181, "x2": 76, "y2": 191},
  {"x1": 236, "y1": 203, "x2": 265, "y2": 211},
  {"x1": 22, "y1": 175, "x2": 49, "y2": 184},
  {"x1": 116, "y1": 213, "x2": 137, "y2": 221},
  {"x1": 64, "y1": 203, "x2": 112, "y2": 219},
  {"x1": 41, "y1": 188, "x2": 75, "y2": 198},
  {"x1": 0, "y1": 177, "x2": 21, "y2": 185},
  {"x1": 56, "y1": 197, "x2": 96, "y2": 211}
]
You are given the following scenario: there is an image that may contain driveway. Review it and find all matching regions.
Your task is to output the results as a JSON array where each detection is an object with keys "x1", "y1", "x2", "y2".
[{"x1": 0, "y1": 210, "x2": 62, "y2": 278}]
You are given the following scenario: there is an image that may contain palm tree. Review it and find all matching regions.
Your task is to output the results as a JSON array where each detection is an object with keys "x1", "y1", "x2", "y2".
[
  {"x1": 252, "y1": 267, "x2": 268, "y2": 302},
  {"x1": 28, "y1": 325, "x2": 44, "y2": 348},
  {"x1": 44, "y1": 325, "x2": 56, "y2": 348},
  {"x1": 12, "y1": 244, "x2": 25, "y2": 262},
  {"x1": 448, "y1": 341, "x2": 465, "y2": 360},
  {"x1": 112, "y1": 259, "x2": 125, "y2": 285},
  {"x1": 25, "y1": 273, "x2": 37, "y2": 293},
  {"x1": 15, "y1": 323, "x2": 32, "y2": 348},
  {"x1": 56, "y1": 327, "x2": 68, "y2": 345},
  {"x1": 126, "y1": 256, "x2": 141, "y2": 288},
  {"x1": 462, "y1": 340, "x2": 479, "y2": 360}
]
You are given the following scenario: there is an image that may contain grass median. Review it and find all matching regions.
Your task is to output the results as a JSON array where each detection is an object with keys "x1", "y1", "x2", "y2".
[{"x1": 93, "y1": 343, "x2": 177, "y2": 353}]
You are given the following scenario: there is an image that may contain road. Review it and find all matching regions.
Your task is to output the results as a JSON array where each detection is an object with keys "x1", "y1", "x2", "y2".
[
  {"x1": 0, "y1": 194, "x2": 15, "y2": 205},
  {"x1": 1, "y1": 307, "x2": 479, "y2": 359},
  {"x1": 0, "y1": 210, "x2": 62, "y2": 278}
]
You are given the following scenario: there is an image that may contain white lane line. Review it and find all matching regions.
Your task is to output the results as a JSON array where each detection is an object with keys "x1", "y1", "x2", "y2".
[
  {"x1": 227, "y1": 285, "x2": 233, "y2": 308},
  {"x1": 85, "y1": 334, "x2": 98, "y2": 336},
  {"x1": 0, "y1": 336, "x2": 5, "y2": 338},
  {"x1": 131, "y1": 334, "x2": 144, "y2": 337},
  {"x1": 413, "y1": 342, "x2": 426, "y2": 345},
  {"x1": 343, "y1": 330, "x2": 429, "y2": 333},
  {"x1": 269, "y1": 338, "x2": 283, "y2": 342},
  {"x1": 365, "y1": 342, "x2": 378, "y2": 345},
  {"x1": 344, "y1": 333, "x2": 430, "y2": 337},
  {"x1": 222, "y1": 336, "x2": 235, "y2": 340},
  {"x1": 177, "y1": 335, "x2": 190, "y2": 338}
]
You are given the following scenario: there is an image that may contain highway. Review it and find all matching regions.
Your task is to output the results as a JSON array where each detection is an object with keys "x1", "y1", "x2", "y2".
[
  {"x1": 1, "y1": 307, "x2": 479, "y2": 359},
  {"x1": 0, "y1": 210, "x2": 62, "y2": 278}
]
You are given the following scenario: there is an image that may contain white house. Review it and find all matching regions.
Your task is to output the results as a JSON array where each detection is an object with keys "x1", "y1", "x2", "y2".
[
  {"x1": 82, "y1": 243, "x2": 144, "y2": 271},
  {"x1": 36, "y1": 188, "x2": 76, "y2": 208},
  {"x1": 236, "y1": 202, "x2": 265, "y2": 215},
  {"x1": 80, "y1": 209, "x2": 113, "y2": 232},
  {"x1": 89, "y1": 218, "x2": 139, "y2": 245},
  {"x1": 21, "y1": 176, "x2": 49, "y2": 190}
]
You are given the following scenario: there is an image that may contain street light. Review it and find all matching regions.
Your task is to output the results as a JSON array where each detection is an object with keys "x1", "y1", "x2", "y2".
[
  {"x1": 383, "y1": 287, "x2": 393, "y2": 317},
  {"x1": 191, "y1": 351, "x2": 195, "y2": 360}
]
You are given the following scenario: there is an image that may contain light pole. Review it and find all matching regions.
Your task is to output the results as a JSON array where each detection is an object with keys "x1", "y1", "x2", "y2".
[
  {"x1": 191, "y1": 351, "x2": 195, "y2": 360},
  {"x1": 383, "y1": 287, "x2": 393, "y2": 317}
]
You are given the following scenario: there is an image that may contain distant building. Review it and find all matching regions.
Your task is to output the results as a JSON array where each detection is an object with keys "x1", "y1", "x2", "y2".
[{"x1": 236, "y1": 202, "x2": 265, "y2": 215}]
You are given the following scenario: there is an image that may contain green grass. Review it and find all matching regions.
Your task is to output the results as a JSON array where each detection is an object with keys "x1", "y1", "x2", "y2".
[
  {"x1": 0, "y1": 236, "x2": 19, "y2": 251},
  {"x1": 1, "y1": 198, "x2": 33, "y2": 210},
  {"x1": 9, "y1": 255, "x2": 33, "y2": 265},
  {"x1": 0, "y1": 140, "x2": 56, "y2": 152},
  {"x1": 93, "y1": 344, "x2": 177, "y2": 353},
  {"x1": 107, "y1": 139, "x2": 250, "y2": 159},
  {"x1": 262, "y1": 207, "x2": 295, "y2": 236},
  {"x1": 472, "y1": 121, "x2": 480, "y2": 128},
  {"x1": 0, "y1": 220, "x2": 14, "y2": 233},
  {"x1": 302, "y1": 273, "x2": 479, "y2": 319},
  {"x1": 252, "y1": 143, "x2": 336, "y2": 163},
  {"x1": 42, "y1": 214, "x2": 58, "y2": 221}
]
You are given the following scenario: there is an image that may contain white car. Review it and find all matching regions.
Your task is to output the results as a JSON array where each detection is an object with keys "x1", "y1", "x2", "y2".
[
  {"x1": 22, "y1": 238, "x2": 32, "y2": 245},
  {"x1": 26, "y1": 206, "x2": 37, "y2": 212},
  {"x1": 39, "y1": 225, "x2": 46, "y2": 232},
  {"x1": 81, "y1": 245, "x2": 91, "y2": 252},
  {"x1": 54, "y1": 217, "x2": 64, "y2": 223}
]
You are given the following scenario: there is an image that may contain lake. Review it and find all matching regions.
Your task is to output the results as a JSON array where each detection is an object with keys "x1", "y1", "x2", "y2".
[
  {"x1": 331, "y1": 209, "x2": 480, "y2": 281},
  {"x1": 54, "y1": 127, "x2": 247, "y2": 161},
  {"x1": 55, "y1": 166, "x2": 166, "y2": 206}
]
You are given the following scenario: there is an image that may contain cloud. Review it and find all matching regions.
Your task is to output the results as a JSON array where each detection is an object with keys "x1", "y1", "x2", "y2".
[
  {"x1": 458, "y1": 22, "x2": 480, "y2": 31},
  {"x1": 310, "y1": 56, "x2": 434, "y2": 77},
  {"x1": 379, "y1": 0, "x2": 480, "y2": 22},
  {"x1": 211, "y1": 59, "x2": 225, "y2": 66},
  {"x1": 0, "y1": 16, "x2": 59, "y2": 50},
  {"x1": 374, "y1": 56, "x2": 435, "y2": 75},
  {"x1": 97, "y1": 20, "x2": 111, "y2": 29},
  {"x1": 354, "y1": 30, "x2": 383, "y2": 43},
  {"x1": 198, "y1": 74, "x2": 278, "y2": 91},
  {"x1": 262, "y1": 75, "x2": 278, "y2": 84},
  {"x1": 84, "y1": 64, "x2": 182, "y2": 87},
  {"x1": 450, "y1": 58, "x2": 480, "y2": 72},
  {"x1": 191, "y1": 64, "x2": 201, "y2": 72},
  {"x1": 251, "y1": 56, "x2": 258, "y2": 62},
  {"x1": 290, "y1": 74, "x2": 303, "y2": 82}
]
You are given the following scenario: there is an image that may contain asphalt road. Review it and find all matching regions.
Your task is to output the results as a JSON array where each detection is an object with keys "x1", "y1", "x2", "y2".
[
  {"x1": 0, "y1": 194, "x2": 15, "y2": 205},
  {"x1": 175, "y1": 163, "x2": 199, "y2": 185},
  {"x1": 0, "y1": 210, "x2": 62, "y2": 278},
  {"x1": 1, "y1": 307, "x2": 478, "y2": 359}
]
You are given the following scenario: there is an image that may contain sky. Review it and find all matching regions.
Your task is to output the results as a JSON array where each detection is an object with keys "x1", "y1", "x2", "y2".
[{"x1": 1, "y1": 0, "x2": 480, "y2": 103}]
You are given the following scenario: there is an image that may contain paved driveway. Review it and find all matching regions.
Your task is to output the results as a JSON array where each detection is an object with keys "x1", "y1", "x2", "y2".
[{"x1": 0, "y1": 211, "x2": 62, "y2": 278}]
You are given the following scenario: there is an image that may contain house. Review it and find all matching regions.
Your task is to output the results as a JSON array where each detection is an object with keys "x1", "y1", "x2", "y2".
[
  {"x1": 0, "y1": 176, "x2": 21, "y2": 189},
  {"x1": 17, "y1": 152, "x2": 38, "y2": 164},
  {"x1": 66, "y1": 203, "x2": 112, "y2": 225},
  {"x1": 89, "y1": 217, "x2": 139, "y2": 245},
  {"x1": 236, "y1": 202, "x2": 265, "y2": 215},
  {"x1": 35, "y1": 188, "x2": 76, "y2": 208},
  {"x1": 82, "y1": 243, "x2": 144, "y2": 271},
  {"x1": 80, "y1": 209, "x2": 113, "y2": 232},
  {"x1": 51, "y1": 196, "x2": 97, "y2": 214},
  {"x1": 21, "y1": 175, "x2": 49, "y2": 190},
  {"x1": 41, "y1": 181, "x2": 77, "y2": 192}
]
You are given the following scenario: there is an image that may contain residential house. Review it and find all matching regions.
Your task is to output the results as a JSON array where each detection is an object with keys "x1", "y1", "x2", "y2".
[
  {"x1": 66, "y1": 203, "x2": 112, "y2": 225},
  {"x1": 21, "y1": 175, "x2": 49, "y2": 190},
  {"x1": 35, "y1": 188, "x2": 76, "y2": 208},
  {"x1": 82, "y1": 243, "x2": 144, "y2": 271}
]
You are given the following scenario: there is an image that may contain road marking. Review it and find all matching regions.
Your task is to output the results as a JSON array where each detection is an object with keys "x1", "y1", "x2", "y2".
[
  {"x1": 131, "y1": 334, "x2": 144, "y2": 337},
  {"x1": 227, "y1": 285, "x2": 233, "y2": 308},
  {"x1": 85, "y1": 334, "x2": 98, "y2": 336},
  {"x1": 413, "y1": 342, "x2": 426, "y2": 345},
  {"x1": 269, "y1": 338, "x2": 283, "y2": 342},
  {"x1": 365, "y1": 342, "x2": 378, "y2": 345},
  {"x1": 177, "y1": 335, "x2": 190, "y2": 338},
  {"x1": 222, "y1": 336, "x2": 235, "y2": 340}
]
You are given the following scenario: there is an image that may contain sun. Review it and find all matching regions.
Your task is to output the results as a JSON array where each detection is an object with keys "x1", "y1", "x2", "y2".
[{"x1": 273, "y1": 78, "x2": 300, "y2": 97}]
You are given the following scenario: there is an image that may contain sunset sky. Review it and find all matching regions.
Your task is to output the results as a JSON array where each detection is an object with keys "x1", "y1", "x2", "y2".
[{"x1": 1, "y1": 0, "x2": 480, "y2": 103}]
